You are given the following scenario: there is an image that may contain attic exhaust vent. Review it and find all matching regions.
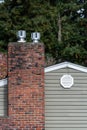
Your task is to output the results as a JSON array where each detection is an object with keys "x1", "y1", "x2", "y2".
[
  {"x1": 31, "y1": 32, "x2": 40, "y2": 43},
  {"x1": 17, "y1": 30, "x2": 26, "y2": 43},
  {"x1": 60, "y1": 74, "x2": 74, "y2": 88}
]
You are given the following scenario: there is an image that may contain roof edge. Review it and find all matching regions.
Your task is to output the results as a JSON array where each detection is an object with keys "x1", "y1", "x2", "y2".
[
  {"x1": 45, "y1": 62, "x2": 87, "y2": 73},
  {"x1": 0, "y1": 78, "x2": 7, "y2": 87}
]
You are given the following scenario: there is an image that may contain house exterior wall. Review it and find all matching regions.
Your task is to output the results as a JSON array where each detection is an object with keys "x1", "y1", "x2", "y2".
[
  {"x1": 0, "y1": 42, "x2": 45, "y2": 130},
  {"x1": 45, "y1": 67, "x2": 87, "y2": 130},
  {"x1": 0, "y1": 54, "x2": 7, "y2": 117},
  {"x1": 0, "y1": 42, "x2": 87, "y2": 130},
  {"x1": 0, "y1": 84, "x2": 7, "y2": 116}
]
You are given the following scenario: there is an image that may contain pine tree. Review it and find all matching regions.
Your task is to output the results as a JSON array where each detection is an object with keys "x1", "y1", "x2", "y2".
[
  {"x1": 0, "y1": 0, "x2": 87, "y2": 66},
  {"x1": 49, "y1": 0, "x2": 87, "y2": 66}
]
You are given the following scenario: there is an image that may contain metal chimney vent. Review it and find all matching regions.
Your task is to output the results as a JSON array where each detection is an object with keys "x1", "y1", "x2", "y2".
[
  {"x1": 31, "y1": 32, "x2": 40, "y2": 43},
  {"x1": 17, "y1": 30, "x2": 26, "y2": 42}
]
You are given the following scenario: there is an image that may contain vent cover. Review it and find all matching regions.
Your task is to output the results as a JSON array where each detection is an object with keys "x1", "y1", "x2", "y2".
[
  {"x1": 60, "y1": 74, "x2": 74, "y2": 88},
  {"x1": 17, "y1": 30, "x2": 26, "y2": 42},
  {"x1": 31, "y1": 32, "x2": 40, "y2": 43}
]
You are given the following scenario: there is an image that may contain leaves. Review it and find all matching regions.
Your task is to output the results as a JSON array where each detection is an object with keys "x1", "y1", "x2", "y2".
[{"x1": 0, "y1": 0, "x2": 87, "y2": 66}]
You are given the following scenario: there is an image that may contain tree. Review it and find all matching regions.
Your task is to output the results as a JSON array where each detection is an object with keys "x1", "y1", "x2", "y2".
[
  {"x1": 49, "y1": 0, "x2": 87, "y2": 66},
  {"x1": 0, "y1": 0, "x2": 87, "y2": 66}
]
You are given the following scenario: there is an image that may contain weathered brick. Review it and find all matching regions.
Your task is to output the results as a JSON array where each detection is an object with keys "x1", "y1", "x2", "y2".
[{"x1": 0, "y1": 42, "x2": 45, "y2": 130}]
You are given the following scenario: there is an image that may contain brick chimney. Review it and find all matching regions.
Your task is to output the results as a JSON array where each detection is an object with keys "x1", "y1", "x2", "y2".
[{"x1": 7, "y1": 42, "x2": 44, "y2": 129}]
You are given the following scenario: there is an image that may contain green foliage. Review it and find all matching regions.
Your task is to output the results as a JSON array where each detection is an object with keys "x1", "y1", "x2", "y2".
[
  {"x1": 50, "y1": 0, "x2": 87, "y2": 66},
  {"x1": 0, "y1": 0, "x2": 87, "y2": 66}
]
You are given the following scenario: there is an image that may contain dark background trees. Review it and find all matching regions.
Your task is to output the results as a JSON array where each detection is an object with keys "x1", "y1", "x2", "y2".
[{"x1": 0, "y1": 0, "x2": 87, "y2": 66}]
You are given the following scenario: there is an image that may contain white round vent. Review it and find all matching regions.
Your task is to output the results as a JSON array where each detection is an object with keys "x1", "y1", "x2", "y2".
[{"x1": 60, "y1": 74, "x2": 74, "y2": 88}]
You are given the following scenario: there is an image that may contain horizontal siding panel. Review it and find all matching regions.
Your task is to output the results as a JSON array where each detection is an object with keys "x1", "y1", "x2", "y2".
[
  {"x1": 45, "y1": 124, "x2": 87, "y2": 128},
  {"x1": 0, "y1": 111, "x2": 7, "y2": 117},
  {"x1": 0, "y1": 91, "x2": 7, "y2": 94},
  {"x1": 45, "y1": 109, "x2": 87, "y2": 113},
  {"x1": 45, "y1": 67, "x2": 87, "y2": 130},
  {"x1": 45, "y1": 128, "x2": 87, "y2": 130},
  {"x1": 45, "y1": 105, "x2": 87, "y2": 110},
  {"x1": 0, "y1": 106, "x2": 7, "y2": 110},
  {"x1": 45, "y1": 89, "x2": 87, "y2": 95},
  {"x1": 0, "y1": 109, "x2": 7, "y2": 116},
  {"x1": 0, "y1": 101, "x2": 7, "y2": 106},
  {"x1": 45, "y1": 83, "x2": 87, "y2": 87},
  {"x1": 45, "y1": 72, "x2": 87, "y2": 76},
  {"x1": 53, "y1": 68, "x2": 87, "y2": 73},
  {"x1": 45, "y1": 112, "x2": 87, "y2": 117},
  {"x1": 45, "y1": 79, "x2": 87, "y2": 84},
  {"x1": 0, "y1": 98, "x2": 7, "y2": 102},
  {"x1": 45, "y1": 90, "x2": 87, "y2": 95},
  {"x1": 45, "y1": 86, "x2": 87, "y2": 91},
  {"x1": 46, "y1": 120, "x2": 87, "y2": 124},
  {"x1": 45, "y1": 75, "x2": 87, "y2": 80},
  {"x1": 0, "y1": 94, "x2": 7, "y2": 98},
  {"x1": 45, "y1": 94, "x2": 87, "y2": 98},
  {"x1": 0, "y1": 87, "x2": 7, "y2": 90},
  {"x1": 46, "y1": 68, "x2": 82, "y2": 73},
  {"x1": 46, "y1": 98, "x2": 87, "y2": 102},
  {"x1": 0, "y1": 86, "x2": 7, "y2": 116},
  {"x1": 45, "y1": 101, "x2": 87, "y2": 106},
  {"x1": 45, "y1": 116, "x2": 87, "y2": 120}
]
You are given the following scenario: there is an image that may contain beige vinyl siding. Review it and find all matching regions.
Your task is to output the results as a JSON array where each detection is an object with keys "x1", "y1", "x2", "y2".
[
  {"x1": 0, "y1": 85, "x2": 7, "y2": 116},
  {"x1": 45, "y1": 67, "x2": 87, "y2": 130}
]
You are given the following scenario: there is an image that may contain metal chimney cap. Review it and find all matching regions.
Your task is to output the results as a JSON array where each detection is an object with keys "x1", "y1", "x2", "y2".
[
  {"x1": 17, "y1": 30, "x2": 26, "y2": 43},
  {"x1": 31, "y1": 32, "x2": 40, "y2": 43}
]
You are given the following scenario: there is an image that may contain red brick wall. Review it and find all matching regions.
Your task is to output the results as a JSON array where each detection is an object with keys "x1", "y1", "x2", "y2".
[{"x1": 0, "y1": 42, "x2": 45, "y2": 130}]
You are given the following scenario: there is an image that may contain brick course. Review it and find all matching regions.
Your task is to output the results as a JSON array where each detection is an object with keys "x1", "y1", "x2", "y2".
[{"x1": 0, "y1": 42, "x2": 45, "y2": 130}]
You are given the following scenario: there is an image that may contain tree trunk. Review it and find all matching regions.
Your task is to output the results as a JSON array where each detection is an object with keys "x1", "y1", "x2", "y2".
[{"x1": 58, "y1": 13, "x2": 62, "y2": 42}]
